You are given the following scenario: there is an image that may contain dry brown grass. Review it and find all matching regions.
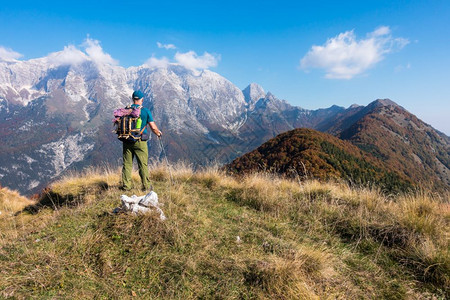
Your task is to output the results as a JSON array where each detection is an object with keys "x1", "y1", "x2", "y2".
[
  {"x1": 214, "y1": 171, "x2": 449, "y2": 290},
  {"x1": 0, "y1": 187, "x2": 53, "y2": 247},
  {"x1": 0, "y1": 164, "x2": 448, "y2": 298},
  {"x1": 0, "y1": 186, "x2": 35, "y2": 217}
]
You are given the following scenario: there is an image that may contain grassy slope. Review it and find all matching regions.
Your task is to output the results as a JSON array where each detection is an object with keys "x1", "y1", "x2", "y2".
[
  {"x1": 0, "y1": 165, "x2": 448, "y2": 299},
  {"x1": 339, "y1": 106, "x2": 450, "y2": 191},
  {"x1": 226, "y1": 128, "x2": 413, "y2": 193}
]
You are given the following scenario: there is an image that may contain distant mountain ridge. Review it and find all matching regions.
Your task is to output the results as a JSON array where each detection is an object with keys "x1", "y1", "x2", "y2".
[
  {"x1": 319, "y1": 99, "x2": 450, "y2": 190},
  {"x1": 227, "y1": 128, "x2": 413, "y2": 192},
  {"x1": 0, "y1": 54, "x2": 448, "y2": 194}
]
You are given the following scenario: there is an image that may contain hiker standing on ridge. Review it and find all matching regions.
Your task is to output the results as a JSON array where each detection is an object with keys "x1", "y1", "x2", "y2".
[{"x1": 121, "y1": 90, "x2": 162, "y2": 191}]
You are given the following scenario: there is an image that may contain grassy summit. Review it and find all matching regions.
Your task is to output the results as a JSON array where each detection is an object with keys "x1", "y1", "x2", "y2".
[{"x1": 0, "y1": 165, "x2": 448, "y2": 299}]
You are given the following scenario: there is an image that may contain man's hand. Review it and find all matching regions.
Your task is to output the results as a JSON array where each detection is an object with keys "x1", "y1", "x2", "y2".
[{"x1": 148, "y1": 122, "x2": 162, "y2": 137}]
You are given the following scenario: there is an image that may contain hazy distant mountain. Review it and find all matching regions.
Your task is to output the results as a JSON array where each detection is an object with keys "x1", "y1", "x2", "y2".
[{"x1": 0, "y1": 54, "x2": 448, "y2": 194}]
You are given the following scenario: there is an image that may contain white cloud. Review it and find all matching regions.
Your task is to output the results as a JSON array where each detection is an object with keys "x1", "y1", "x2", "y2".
[
  {"x1": 143, "y1": 50, "x2": 220, "y2": 70},
  {"x1": 300, "y1": 26, "x2": 409, "y2": 79},
  {"x1": 0, "y1": 46, "x2": 23, "y2": 61},
  {"x1": 83, "y1": 38, "x2": 118, "y2": 65},
  {"x1": 174, "y1": 51, "x2": 219, "y2": 70},
  {"x1": 45, "y1": 37, "x2": 117, "y2": 67},
  {"x1": 144, "y1": 55, "x2": 170, "y2": 68},
  {"x1": 371, "y1": 26, "x2": 390, "y2": 37},
  {"x1": 157, "y1": 42, "x2": 176, "y2": 50},
  {"x1": 47, "y1": 45, "x2": 88, "y2": 66}
]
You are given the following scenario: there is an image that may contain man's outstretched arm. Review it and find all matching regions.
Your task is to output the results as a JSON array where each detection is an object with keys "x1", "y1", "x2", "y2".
[{"x1": 148, "y1": 121, "x2": 162, "y2": 137}]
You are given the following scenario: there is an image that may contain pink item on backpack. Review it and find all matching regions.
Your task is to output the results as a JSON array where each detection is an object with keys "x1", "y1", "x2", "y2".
[
  {"x1": 113, "y1": 108, "x2": 132, "y2": 117},
  {"x1": 130, "y1": 107, "x2": 141, "y2": 118}
]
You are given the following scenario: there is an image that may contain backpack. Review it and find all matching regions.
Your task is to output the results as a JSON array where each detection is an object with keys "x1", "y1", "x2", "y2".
[{"x1": 113, "y1": 105, "x2": 148, "y2": 142}]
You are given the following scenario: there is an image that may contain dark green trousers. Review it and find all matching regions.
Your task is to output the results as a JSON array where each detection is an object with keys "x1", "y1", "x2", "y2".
[{"x1": 122, "y1": 140, "x2": 150, "y2": 190}]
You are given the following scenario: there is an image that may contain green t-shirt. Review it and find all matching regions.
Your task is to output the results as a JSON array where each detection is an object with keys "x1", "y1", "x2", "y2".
[{"x1": 131, "y1": 104, "x2": 154, "y2": 135}]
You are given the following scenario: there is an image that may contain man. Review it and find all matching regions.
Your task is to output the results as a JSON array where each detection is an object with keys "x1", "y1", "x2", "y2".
[{"x1": 121, "y1": 90, "x2": 162, "y2": 191}]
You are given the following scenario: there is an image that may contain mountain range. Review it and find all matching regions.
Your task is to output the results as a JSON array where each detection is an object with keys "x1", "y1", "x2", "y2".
[{"x1": 0, "y1": 52, "x2": 448, "y2": 194}]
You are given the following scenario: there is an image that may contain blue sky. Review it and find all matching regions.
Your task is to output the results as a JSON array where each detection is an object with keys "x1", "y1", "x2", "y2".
[{"x1": 1, "y1": 0, "x2": 449, "y2": 134}]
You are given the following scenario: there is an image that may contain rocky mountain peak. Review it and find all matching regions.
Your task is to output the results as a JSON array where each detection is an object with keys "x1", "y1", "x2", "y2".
[
  {"x1": 265, "y1": 91, "x2": 276, "y2": 101},
  {"x1": 348, "y1": 104, "x2": 361, "y2": 109},
  {"x1": 369, "y1": 99, "x2": 400, "y2": 109},
  {"x1": 243, "y1": 83, "x2": 266, "y2": 103}
]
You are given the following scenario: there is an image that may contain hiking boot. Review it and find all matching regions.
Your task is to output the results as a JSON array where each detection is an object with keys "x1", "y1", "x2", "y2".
[
  {"x1": 119, "y1": 186, "x2": 132, "y2": 191},
  {"x1": 141, "y1": 185, "x2": 153, "y2": 193}
]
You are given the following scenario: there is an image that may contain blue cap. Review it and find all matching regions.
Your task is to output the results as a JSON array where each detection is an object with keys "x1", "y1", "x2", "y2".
[{"x1": 132, "y1": 90, "x2": 144, "y2": 100}]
